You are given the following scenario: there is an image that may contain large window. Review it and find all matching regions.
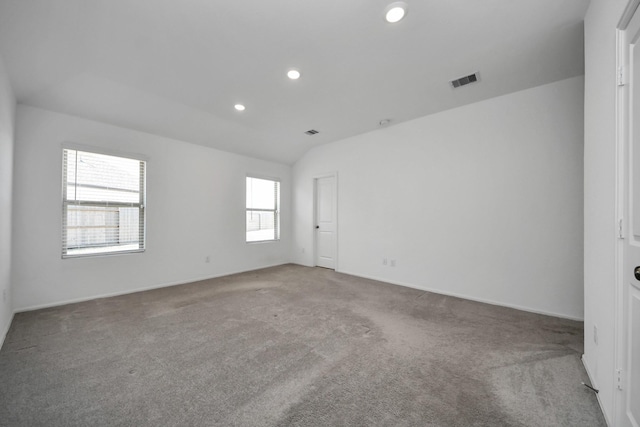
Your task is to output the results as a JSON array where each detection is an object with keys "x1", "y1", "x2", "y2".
[
  {"x1": 246, "y1": 176, "x2": 280, "y2": 242},
  {"x1": 62, "y1": 148, "x2": 146, "y2": 257}
]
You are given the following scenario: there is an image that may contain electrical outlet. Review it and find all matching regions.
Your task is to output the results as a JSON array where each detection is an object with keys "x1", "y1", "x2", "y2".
[
  {"x1": 205, "y1": 256, "x2": 210, "y2": 263},
  {"x1": 383, "y1": 258, "x2": 388, "y2": 266},
  {"x1": 593, "y1": 325, "x2": 598, "y2": 345},
  {"x1": 390, "y1": 259, "x2": 396, "y2": 267}
]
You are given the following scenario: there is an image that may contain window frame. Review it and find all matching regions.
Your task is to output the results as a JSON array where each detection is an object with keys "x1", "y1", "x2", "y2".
[
  {"x1": 246, "y1": 175, "x2": 281, "y2": 243},
  {"x1": 61, "y1": 145, "x2": 147, "y2": 258}
]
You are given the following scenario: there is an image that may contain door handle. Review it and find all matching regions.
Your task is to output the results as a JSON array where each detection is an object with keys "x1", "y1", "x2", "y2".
[
  {"x1": 635, "y1": 266, "x2": 640, "y2": 281},
  {"x1": 315, "y1": 225, "x2": 319, "y2": 229}
]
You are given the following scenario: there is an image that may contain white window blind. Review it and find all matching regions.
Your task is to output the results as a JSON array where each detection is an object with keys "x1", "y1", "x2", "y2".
[
  {"x1": 246, "y1": 176, "x2": 280, "y2": 242},
  {"x1": 62, "y1": 149, "x2": 146, "y2": 257}
]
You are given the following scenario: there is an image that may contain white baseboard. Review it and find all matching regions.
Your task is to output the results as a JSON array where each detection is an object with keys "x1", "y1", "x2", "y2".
[
  {"x1": 581, "y1": 355, "x2": 612, "y2": 427},
  {"x1": 15, "y1": 262, "x2": 289, "y2": 313},
  {"x1": 335, "y1": 268, "x2": 584, "y2": 322},
  {"x1": 0, "y1": 311, "x2": 15, "y2": 351}
]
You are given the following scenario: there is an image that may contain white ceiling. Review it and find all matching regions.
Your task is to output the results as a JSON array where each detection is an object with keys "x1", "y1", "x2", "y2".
[{"x1": 0, "y1": 0, "x2": 589, "y2": 164}]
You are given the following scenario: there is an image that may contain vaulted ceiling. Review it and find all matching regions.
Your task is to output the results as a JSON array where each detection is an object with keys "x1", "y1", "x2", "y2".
[{"x1": 0, "y1": 0, "x2": 589, "y2": 164}]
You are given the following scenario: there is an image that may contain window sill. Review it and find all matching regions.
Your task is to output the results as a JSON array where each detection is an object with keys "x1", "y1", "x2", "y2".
[
  {"x1": 246, "y1": 239, "x2": 280, "y2": 245},
  {"x1": 62, "y1": 248, "x2": 145, "y2": 259}
]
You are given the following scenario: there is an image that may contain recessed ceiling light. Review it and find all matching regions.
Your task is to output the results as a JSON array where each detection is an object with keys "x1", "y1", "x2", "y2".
[
  {"x1": 234, "y1": 104, "x2": 246, "y2": 111},
  {"x1": 287, "y1": 69, "x2": 301, "y2": 80},
  {"x1": 385, "y1": 2, "x2": 407, "y2": 23}
]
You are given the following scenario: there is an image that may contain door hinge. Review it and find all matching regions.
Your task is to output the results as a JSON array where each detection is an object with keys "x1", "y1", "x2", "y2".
[
  {"x1": 619, "y1": 66, "x2": 627, "y2": 86},
  {"x1": 618, "y1": 218, "x2": 625, "y2": 239},
  {"x1": 617, "y1": 368, "x2": 623, "y2": 390}
]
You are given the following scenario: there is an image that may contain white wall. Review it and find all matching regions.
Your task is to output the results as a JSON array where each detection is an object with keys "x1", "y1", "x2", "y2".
[
  {"x1": 0, "y1": 53, "x2": 15, "y2": 346},
  {"x1": 583, "y1": 0, "x2": 628, "y2": 424},
  {"x1": 293, "y1": 76, "x2": 584, "y2": 320},
  {"x1": 12, "y1": 105, "x2": 291, "y2": 311}
]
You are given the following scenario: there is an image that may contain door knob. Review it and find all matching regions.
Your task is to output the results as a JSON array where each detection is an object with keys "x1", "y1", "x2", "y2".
[
  {"x1": 315, "y1": 225, "x2": 319, "y2": 229},
  {"x1": 635, "y1": 266, "x2": 640, "y2": 281}
]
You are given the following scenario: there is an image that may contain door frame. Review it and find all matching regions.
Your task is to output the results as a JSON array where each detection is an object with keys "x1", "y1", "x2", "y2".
[
  {"x1": 616, "y1": 2, "x2": 640, "y2": 425},
  {"x1": 313, "y1": 172, "x2": 338, "y2": 271}
]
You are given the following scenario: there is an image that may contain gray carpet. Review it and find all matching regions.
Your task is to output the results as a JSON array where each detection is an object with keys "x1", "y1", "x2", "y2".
[{"x1": 0, "y1": 264, "x2": 605, "y2": 426}]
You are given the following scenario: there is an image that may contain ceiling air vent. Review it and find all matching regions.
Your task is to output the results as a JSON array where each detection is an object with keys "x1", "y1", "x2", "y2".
[
  {"x1": 450, "y1": 72, "x2": 479, "y2": 89},
  {"x1": 305, "y1": 129, "x2": 319, "y2": 135}
]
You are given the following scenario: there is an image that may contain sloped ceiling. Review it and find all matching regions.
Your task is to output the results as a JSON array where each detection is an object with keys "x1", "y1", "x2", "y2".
[{"x1": 0, "y1": 0, "x2": 589, "y2": 164}]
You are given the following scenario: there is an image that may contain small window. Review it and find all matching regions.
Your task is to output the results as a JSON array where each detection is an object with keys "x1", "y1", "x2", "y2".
[
  {"x1": 246, "y1": 176, "x2": 280, "y2": 242},
  {"x1": 62, "y1": 148, "x2": 146, "y2": 257}
]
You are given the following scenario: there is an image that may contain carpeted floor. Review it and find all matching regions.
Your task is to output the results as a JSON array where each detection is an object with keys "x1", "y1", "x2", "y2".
[{"x1": 0, "y1": 264, "x2": 605, "y2": 426}]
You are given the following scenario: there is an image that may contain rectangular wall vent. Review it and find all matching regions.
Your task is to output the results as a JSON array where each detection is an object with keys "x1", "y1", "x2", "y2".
[
  {"x1": 305, "y1": 129, "x2": 319, "y2": 135},
  {"x1": 450, "y1": 72, "x2": 479, "y2": 89}
]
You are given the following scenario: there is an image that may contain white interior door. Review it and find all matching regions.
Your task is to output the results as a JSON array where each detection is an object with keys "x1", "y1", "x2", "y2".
[
  {"x1": 620, "y1": 5, "x2": 640, "y2": 426},
  {"x1": 315, "y1": 175, "x2": 336, "y2": 269}
]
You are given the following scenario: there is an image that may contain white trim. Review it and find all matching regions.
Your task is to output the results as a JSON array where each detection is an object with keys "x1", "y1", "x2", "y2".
[
  {"x1": 61, "y1": 147, "x2": 147, "y2": 258},
  {"x1": 246, "y1": 172, "x2": 282, "y2": 183},
  {"x1": 312, "y1": 171, "x2": 339, "y2": 180},
  {"x1": 0, "y1": 312, "x2": 15, "y2": 351},
  {"x1": 62, "y1": 247, "x2": 146, "y2": 259},
  {"x1": 582, "y1": 355, "x2": 613, "y2": 427},
  {"x1": 337, "y1": 268, "x2": 584, "y2": 321},
  {"x1": 614, "y1": 24, "x2": 628, "y2": 427},
  {"x1": 245, "y1": 175, "x2": 281, "y2": 243},
  {"x1": 14, "y1": 262, "x2": 289, "y2": 313},
  {"x1": 245, "y1": 239, "x2": 282, "y2": 245},
  {"x1": 62, "y1": 142, "x2": 149, "y2": 162}
]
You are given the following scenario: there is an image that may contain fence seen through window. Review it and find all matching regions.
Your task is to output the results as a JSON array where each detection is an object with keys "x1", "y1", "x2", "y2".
[
  {"x1": 246, "y1": 176, "x2": 280, "y2": 242},
  {"x1": 62, "y1": 149, "x2": 145, "y2": 257}
]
